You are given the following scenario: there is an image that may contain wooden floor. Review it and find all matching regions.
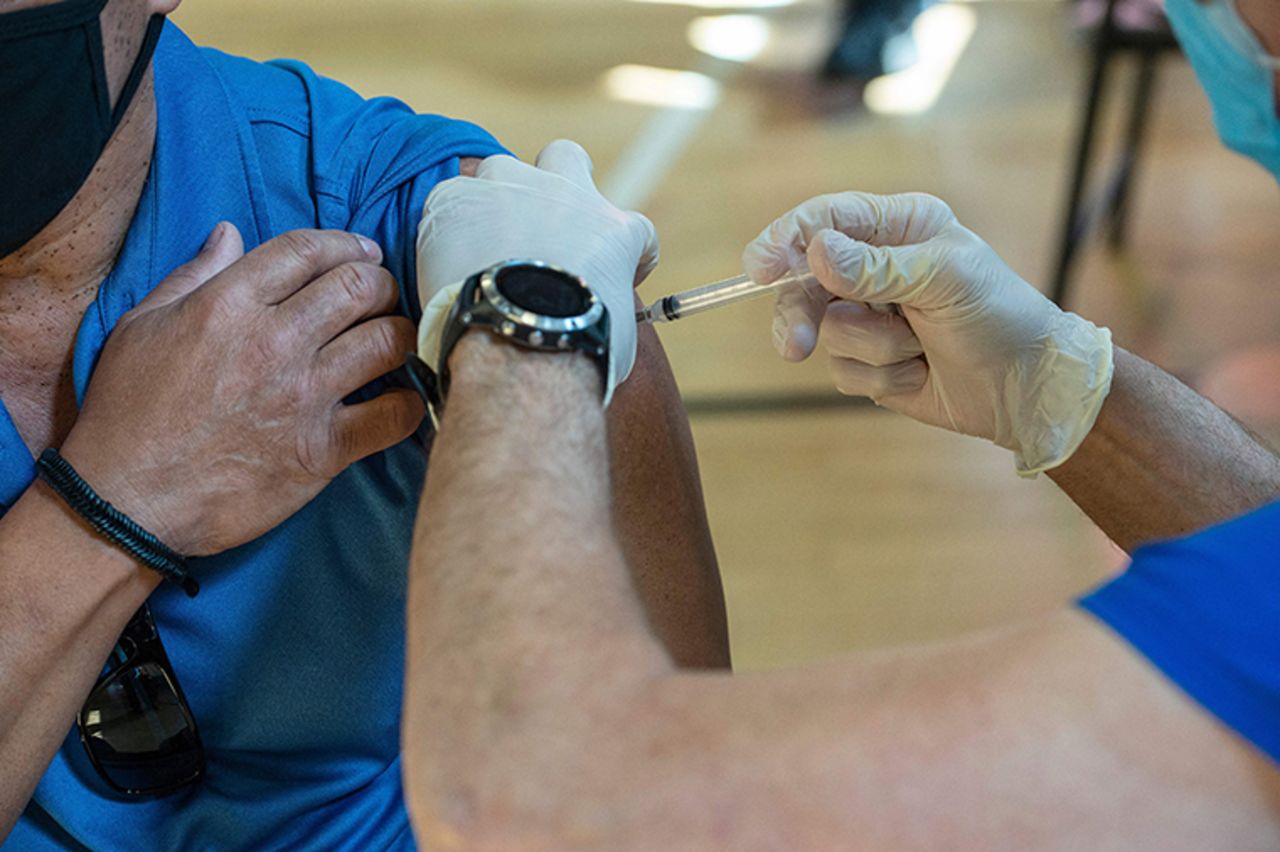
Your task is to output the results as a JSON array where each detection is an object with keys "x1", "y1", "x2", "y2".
[{"x1": 175, "y1": 0, "x2": 1280, "y2": 670}]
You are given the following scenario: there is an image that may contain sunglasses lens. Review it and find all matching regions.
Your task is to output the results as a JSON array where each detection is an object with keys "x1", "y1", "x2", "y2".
[{"x1": 80, "y1": 661, "x2": 204, "y2": 795}]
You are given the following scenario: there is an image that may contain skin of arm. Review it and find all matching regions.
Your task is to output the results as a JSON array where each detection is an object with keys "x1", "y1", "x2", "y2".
[
  {"x1": 404, "y1": 341, "x2": 1280, "y2": 850},
  {"x1": 0, "y1": 487, "x2": 160, "y2": 836},
  {"x1": 403, "y1": 331, "x2": 672, "y2": 848},
  {"x1": 605, "y1": 322, "x2": 728, "y2": 668},
  {"x1": 1049, "y1": 348, "x2": 1280, "y2": 552},
  {"x1": 456, "y1": 157, "x2": 728, "y2": 668}
]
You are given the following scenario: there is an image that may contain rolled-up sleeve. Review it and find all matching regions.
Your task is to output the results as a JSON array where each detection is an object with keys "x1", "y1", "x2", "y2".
[{"x1": 1079, "y1": 500, "x2": 1280, "y2": 765}]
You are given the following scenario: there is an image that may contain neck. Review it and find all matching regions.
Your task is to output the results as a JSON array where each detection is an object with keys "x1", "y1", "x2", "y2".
[{"x1": 0, "y1": 69, "x2": 157, "y2": 298}]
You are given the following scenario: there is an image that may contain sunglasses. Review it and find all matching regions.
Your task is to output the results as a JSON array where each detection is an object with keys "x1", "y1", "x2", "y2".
[{"x1": 77, "y1": 604, "x2": 205, "y2": 797}]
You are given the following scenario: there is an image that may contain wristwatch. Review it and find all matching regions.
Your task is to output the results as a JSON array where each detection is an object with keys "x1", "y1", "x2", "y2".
[{"x1": 405, "y1": 260, "x2": 611, "y2": 427}]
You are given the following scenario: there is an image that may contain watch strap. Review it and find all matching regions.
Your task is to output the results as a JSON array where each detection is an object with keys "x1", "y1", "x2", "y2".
[{"x1": 410, "y1": 266, "x2": 610, "y2": 427}]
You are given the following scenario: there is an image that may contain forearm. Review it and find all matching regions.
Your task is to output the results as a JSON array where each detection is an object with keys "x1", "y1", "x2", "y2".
[
  {"x1": 1050, "y1": 347, "x2": 1280, "y2": 551},
  {"x1": 534, "y1": 611, "x2": 1280, "y2": 850},
  {"x1": 606, "y1": 323, "x2": 728, "y2": 669},
  {"x1": 404, "y1": 332, "x2": 670, "y2": 846},
  {"x1": 0, "y1": 484, "x2": 158, "y2": 835}
]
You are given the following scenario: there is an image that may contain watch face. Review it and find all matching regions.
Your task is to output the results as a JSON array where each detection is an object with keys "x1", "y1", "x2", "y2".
[{"x1": 495, "y1": 266, "x2": 592, "y2": 318}]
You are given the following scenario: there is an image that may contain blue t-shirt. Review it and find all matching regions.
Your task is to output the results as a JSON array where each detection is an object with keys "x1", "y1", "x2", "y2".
[
  {"x1": 1081, "y1": 500, "x2": 1280, "y2": 766},
  {"x1": 1, "y1": 22, "x2": 505, "y2": 851}
]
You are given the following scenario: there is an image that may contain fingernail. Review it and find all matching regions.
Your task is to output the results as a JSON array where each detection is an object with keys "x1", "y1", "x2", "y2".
[
  {"x1": 790, "y1": 322, "x2": 817, "y2": 358},
  {"x1": 203, "y1": 222, "x2": 226, "y2": 251},
  {"x1": 357, "y1": 235, "x2": 382, "y2": 260}
]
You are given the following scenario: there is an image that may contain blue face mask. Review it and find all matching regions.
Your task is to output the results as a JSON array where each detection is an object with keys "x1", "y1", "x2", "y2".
[{"x1": 1165, "y1": 0, "x2": 1280, "y2": 177}]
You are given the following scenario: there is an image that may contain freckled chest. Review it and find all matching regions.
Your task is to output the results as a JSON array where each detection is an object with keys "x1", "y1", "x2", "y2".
[{"x1": 0, "y1": 282, "x2": 103, "y2": 454}]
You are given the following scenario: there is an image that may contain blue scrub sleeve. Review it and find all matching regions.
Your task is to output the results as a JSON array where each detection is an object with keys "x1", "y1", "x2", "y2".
[{"x1": 1079, "y1": 500, "x2": 1280, "y2": 765}]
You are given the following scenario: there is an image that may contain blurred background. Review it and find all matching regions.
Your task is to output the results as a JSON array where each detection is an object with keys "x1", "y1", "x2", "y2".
[{"x1": 175, "y1": 0, "x2": 1279, "y2": 670}]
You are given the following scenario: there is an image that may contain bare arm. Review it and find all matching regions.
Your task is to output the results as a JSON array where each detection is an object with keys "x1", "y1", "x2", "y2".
[
  {"x1": 403, "y1": 332, "x2": 671, "y2": 847},
  {"x1": 0, "y1": 488, "x2": 159, "y2": 836},
  {"x1": 524, "y1": 612, "x2": 1280, "y2": 851},
  {"x1": 1049, "y1": 348, "x2": 1280, "y2": 552},
  {"x1": 404, "y1": 335, "x2": 1280, "y2": 849},
  {"x1": 458, "y1": 156, "x2": 728, "y2": 668},
  {"x1": 606, "y1": 324, "x2": 728, "y2": 668}
]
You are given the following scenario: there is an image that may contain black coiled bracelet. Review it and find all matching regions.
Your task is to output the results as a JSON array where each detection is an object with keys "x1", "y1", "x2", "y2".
[{"x1": 36, "y1": 449, "x2": 199, "y2": 598}]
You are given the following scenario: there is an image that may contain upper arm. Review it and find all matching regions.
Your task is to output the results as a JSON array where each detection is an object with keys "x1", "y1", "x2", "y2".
[
  {"x1": 274, "y1": 64, "x2": 504, "y2": 318},
  {"x1": 606, "y1": 323, "x2": 730, "y2": 668},
  {"x1": 595, "y1": 611, "x2": 1280, "y2": 849},
  {"x1": 442, "y1": 154, "x2": 729, "y2": 669}
]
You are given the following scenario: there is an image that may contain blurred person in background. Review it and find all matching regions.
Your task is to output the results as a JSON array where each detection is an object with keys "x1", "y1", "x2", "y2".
[
  {"x1": 402, "y1": 0, "x2": 1280, "y2": 844},
  {"x1": 1073, "y1": 0, "x2": 1166, "y2": 31},
  {"x1": 0, "y1": 0, "x2": 726, "y2": 848},
  {"x1": 822, "y1": 0, "x2": 928, "y2": 81}
]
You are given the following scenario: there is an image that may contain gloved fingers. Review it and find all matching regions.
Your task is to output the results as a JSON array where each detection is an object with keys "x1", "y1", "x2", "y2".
[
  {"x1": 630, "y1": 211, "x2": 661, "y2": 288},
  {"x1": 472, "y1": 152, "x2": 592, "y2": 201},
  {"x1": 772, "y1": 278, "x2": 830, "y2": 362},
  {"x1": 808, "y1": 229, "x2": 938, "y2": 306},
  {"x1": 866, "y1": 193, "x2": 957, "y2": 244},
  {"x1": 743, "y1": 222, "x2": 806, "y2": 286},
  {"x1": 480, "y1": 144, "x2": 603, "y2": 201},
  {"x1": 743, "y1": 192, "x2": 957, "y2": 286},
  {"x1": 742, "y1": 192, "x2": 867, "y2": 285},
  {"x1": 789, "y1": 192, "x2": 954, "y2": 246},
  {"x1": 828, "y1": 355, "x2": 928, "y2": 403},
  {"x1": 819, "y1": 301, "x2": 923, "y2": 366},
  {"x1": 473, "y1": 153, "x2": 526, "y2": 183},
  {"x1": 534, "y1": 139, "x2": 596, "y2": 192}
]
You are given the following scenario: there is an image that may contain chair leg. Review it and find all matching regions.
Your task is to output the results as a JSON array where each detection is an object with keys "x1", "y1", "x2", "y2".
[
  {"x1": 1049, "y1": 34, "x2": 1114, "y2": 307},
  {"x1": 1106, "y1": 49, "x2": 1160, "y2": 251}
]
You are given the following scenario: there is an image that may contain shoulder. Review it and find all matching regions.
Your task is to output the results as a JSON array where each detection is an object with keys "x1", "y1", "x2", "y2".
[
  {"x1": 195, "y1": 47, "x2": 337, "y2": 138},
  {"x1": 198, "y1": 46, "x2": 499, "y2": 149},
  {"x1": 177, "y1": 36, "x2": 507, "y2": 317},
  {"x1": 195, "y1": 46, "x2": 503, "y2": 199}
]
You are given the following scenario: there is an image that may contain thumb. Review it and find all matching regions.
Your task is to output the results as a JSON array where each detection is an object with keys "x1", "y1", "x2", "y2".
[
  {"x1": 630, "y1": 211, "x2": 660, "y2": 287},
  {"x1": 534, "y1": 139, "x2": 596, "y2": 192},
  {"x1": 808, "y1": 229, "x2": 937, "y2": 307},
  {"x1": 138, "y1": 222, "x2": 246, "y2": 311}
]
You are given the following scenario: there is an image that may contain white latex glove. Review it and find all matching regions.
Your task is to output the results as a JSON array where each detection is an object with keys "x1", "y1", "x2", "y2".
[
  {"x1": 416, "y1": 140, "x2": 659, "y2": 404},
  {"x1": 744, "y1": 192, "x2": 1114, "y2": 476}
]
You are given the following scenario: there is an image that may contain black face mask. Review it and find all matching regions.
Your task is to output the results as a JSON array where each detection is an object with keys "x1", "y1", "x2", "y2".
[{"x1": 0, "y1": 0, "x2": 165, "y2": 259}]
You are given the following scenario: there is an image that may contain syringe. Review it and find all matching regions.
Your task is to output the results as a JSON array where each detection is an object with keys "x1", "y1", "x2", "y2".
[{"x1": 636, "y1": 269, "x2": 819, "y2": 325}]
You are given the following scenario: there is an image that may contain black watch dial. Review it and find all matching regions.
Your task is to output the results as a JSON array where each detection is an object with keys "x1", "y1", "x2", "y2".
[{"x1": 495, "y1": 265, "x2": 592, "y2": 318}]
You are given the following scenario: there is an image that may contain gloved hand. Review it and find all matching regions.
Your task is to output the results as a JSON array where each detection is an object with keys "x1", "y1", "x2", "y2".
[
  {"x1": 744, "y1": 192, "x2": 1114, "y2": 476},
  {"x1": 416, "y1": 140, "x2": 659, "y2": 404}
]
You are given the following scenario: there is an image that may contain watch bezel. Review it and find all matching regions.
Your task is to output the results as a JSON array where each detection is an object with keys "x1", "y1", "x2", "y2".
[{"x1": 478, "y1": 260, "x2": 605, "y2": 334}]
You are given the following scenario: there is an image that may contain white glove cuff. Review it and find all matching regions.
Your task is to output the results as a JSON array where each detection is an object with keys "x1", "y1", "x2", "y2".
[
  {"x1": 416, "y1": 281, "x2": 618, "y2": 408},
  {"x1": 1010, "y1": 314, "x2": 1115, "y2": 478},
  {"x1": 417, "y1": 282, "x2": 466, "y2": 372}
]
